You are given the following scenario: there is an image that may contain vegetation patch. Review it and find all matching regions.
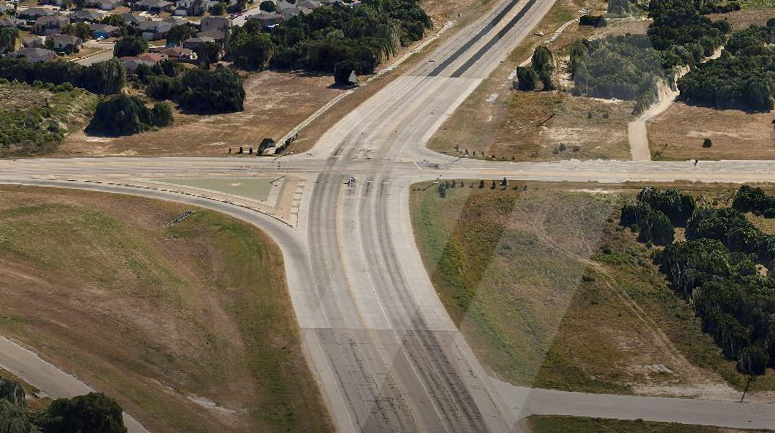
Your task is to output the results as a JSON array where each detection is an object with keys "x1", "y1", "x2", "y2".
[
  {"x1": 0, "y1": 186, "x2": 332, "y2": 433},
  {"x1": 0, "y1": 81, "x2": 97, "y2": 156},
  {"x1": 411, "y1": 182, "x2": 775, "y2": 397},
  {"x1": 87, "y1": 94, "x2": 173, "y2": 137}
]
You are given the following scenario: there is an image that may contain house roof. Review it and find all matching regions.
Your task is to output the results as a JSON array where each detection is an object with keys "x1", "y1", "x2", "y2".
[
  {"x1": 18, "y1": 7, "x2": 56, "y2": 18},
  {"x1": 248, "y1": 11, "x2": 283, "y2": 25},
  {"x1": 161, "y1": 46, "x2": 193, "y2": 57},
  {"x1": 11, "y1": 47, "x2": 56, "y2": 62},
  {"x1": 0, "y1": 17, "x2": 20, "y2": 28},
  {"x1": 121, "y1": 12, "x2": 149, "y2": 24},
  {"x1": 89, "y1": 23, "x2": 119, "y2": 32},
  {"x1": 196, "y1": 28, "x2": 224, "y2": 40},
  {"x1": 201, "y1": 15, "x2": 230, "y2": 26},
  {"x1": 136, "y1": 0, "x2": 172, "y2": 7},
  {"x1": 35, "y1": 15, "x2": 68, "y2": 26},
  {"x1": 137, "y1": 52, "x2": 167, "y2": 62},
  {"x1": 183, "y1": 35, "x2": 214, "y2": 44},
  {"x1": 69, "y1": 9, "x2": 104, "y2": 21},
  {"x1": 163, "y1": 16, "x2": 188, "y2": 25},
  {"x1": 138, "y1": 19, "x2": 173, "y2": 32},
  {"x1": 297, "y1": 0, "x2": 318, "y2": 9}
]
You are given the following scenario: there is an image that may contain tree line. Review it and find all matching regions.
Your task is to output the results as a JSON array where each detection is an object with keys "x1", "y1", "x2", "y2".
[
  {"x1": 621, "y1": 186, "x2": 775, "y2": 375},
  {"x1": 0, "y1": 57, "x2": 126, "y2": 95},
  {"x1": 0, "y1": 378, "x2": 127, "y2": 433},
  {"x1": 227, "y1": 0, "x2": 432, "y2": 75},
  {"x1": 677, "y1": 22, "x2": 775, "y2": 112}
]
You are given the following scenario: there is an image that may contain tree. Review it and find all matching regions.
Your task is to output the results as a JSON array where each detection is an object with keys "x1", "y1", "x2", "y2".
[
  {"x1": 437, "y1": 182, "x2": 446, "y2": 198},
  {"x1": 639, "y1": 209, "x2": 674, "y2": 245},
  {"x1": 334, "y1": 60, "x2": 358, "y2": 85},
  {"x1": 0, "y1": 380, "x2": 26, "y2": 409},
  {"x1": 259, "y1": 0, "x2": 275, "y2": 11},
  {"x1": 80, "y1": 59, "x2": 126, "y2": 94},
  {"x1": 42, "y1": 393, "x2": 126, "y2": 433},
  {"x1": 0, "y1": 27, "x2": 20, "y2": 54},
  {"x1": 102, "y1": 15, "x2": 125, "y2": 27},
  {"x1": 177, "y1": 66, "x2": 245, "y2": 113},
  {"x1": 229, "y1": 33, "x2": 274, "y2": 70},
  {"x1": 166, "y1": 25, "x2": 197, "y2": 46},
  {"x1": 516, "y1": 66, "x2": 539, "y2": 90},
  {"x1": 0, "y1": 400, "x2": 37, "y2": 433},
  {"x1": 61, "y1": 23, "x2": 90, "y2": 40},
  {"x1": 87, "y1": 94, "x2": 172, "y2": 136},
  {"x1": 703, "y1": 137, "x2": 712, "y2": 148},
  {"x1": 210, "y1": 1, "x2": 226, "y2": 15},
  {"x1": 113, "y1": 35, "x2": 148, "y2": 57},
  {"x1": 531, "y1": 45, "x2": 555, "y2": 76},
  {"x1": 194, "y1": 41, "x2": 220, "y2": 68}
]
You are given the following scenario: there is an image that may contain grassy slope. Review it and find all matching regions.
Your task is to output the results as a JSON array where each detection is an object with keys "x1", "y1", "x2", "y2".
[
  {"x1": 527, "y1": 415, "x2": 773, "y2": 433},
  {"x1": 0, "y1": 186, "x2": 332, "y2": 433},
  {"x1": 410, "y1": 183, "x2": 775, "y2": 396},
  {"x1": 0, "y1": 82, "x2": 97, "y2": 156}
]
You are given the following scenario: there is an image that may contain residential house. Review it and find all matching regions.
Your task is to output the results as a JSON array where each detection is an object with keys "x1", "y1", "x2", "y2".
[
  {"x1": 279, "y1": 6, "x2": 309, "y2": 20},
  {"x1": 49, "y1": 33, "x2": 82, "y2": 52},
  {"x1": 17, "y1": 7, "x2": 55, "y2": 22},
  {"x1": 0, "y1": 3, "x2": 14, "y2": 14},
  {"x1": 120, "y1": 56, "x2": 155, "y2": 70},
  {"x1": 196, "y1": 28, "x2": 225, "y2": 44},
  {"x1": 181, "y1": 34, "x2": 212, "y2": 49},
  {"x1": 38, "y1": 0, "x2": 69, "y2": 8},
  {"x1": 89, "y1": 22, "x2": 120, "y2": 38},
  {"x1": 132, "y1": 0, "x2": 173, "y2": 13},
  {"x1": 297, "y1": 0, "x2": 318, "y2": 9},
  {"x1": 160, "y1": 45, "x2": 195, "y2": 60},
  {"x1": 0, "y1": 17, "x2": 21, "y2": 28},
  {"x1": 10, "y1": 47, "x2": 56, "y2": 62},
  {"x1": 22, "y1": 35, "x2": 45, "y2": 48},
  {"x1": 248, "y1": 11, "x2": 282, "y2": 28},
  {"x1": 138, "y1": 51, "x2": 167, "y2": 62},
  {"x1": 200, "y1": 15, "x2": 229, "y2": 32},
  {"x1": 34, "y1": 15, "x2": 68, "y2": 35},
  {"x1": 69, "y1": 9, "x2": 104, "y2": 23},
  {"x1": 120, "y1": 12, "x2": 148, "y2": 25},
  {"x1": 163, "y1": 15, "x2": 188, "y2": 26},
  {"x1": 186, "y1": 0, "x2": 205, "y2": 15},
  {"x1": 91, "y1": 0, "x2": 120, "y2": 10},
  {"x1": 137, "y1": 19, "x2": 172, "y2": 39}
]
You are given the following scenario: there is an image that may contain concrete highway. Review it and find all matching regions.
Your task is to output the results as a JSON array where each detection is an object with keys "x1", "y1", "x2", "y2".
[{"x1": 3, "y1": 0, "x2": 775, "y2": 431}]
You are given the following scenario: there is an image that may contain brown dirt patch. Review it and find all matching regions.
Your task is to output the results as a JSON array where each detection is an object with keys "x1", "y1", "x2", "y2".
[{"x1": 648, "y1": 102, "x2": 775, "y2": 161}]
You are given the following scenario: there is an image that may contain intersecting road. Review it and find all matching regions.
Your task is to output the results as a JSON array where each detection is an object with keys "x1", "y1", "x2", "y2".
[{"x1": 4, "y1": 0, "x2": 775, "y2": 431}]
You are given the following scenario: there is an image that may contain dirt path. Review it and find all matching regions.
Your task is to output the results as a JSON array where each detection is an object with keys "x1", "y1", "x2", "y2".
[{"x1": 628, "y1": 48, "x2": 722, "y2": 161}]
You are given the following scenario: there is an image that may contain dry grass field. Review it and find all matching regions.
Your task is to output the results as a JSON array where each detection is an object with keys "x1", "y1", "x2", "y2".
[
  {"x1": 410, "y1": 182, "x2": 775, "y2": 400},
  {"x1": 0, "y1": 186, "x2": 332, "y2": 433},
  {"x1": 58, "y1": 71, "x2": 346, "y2": 157},
  {"x1": 527, "y1": 416, "x2": 775, "y2": 433},
  {"x1": 648, "y1": 103, "x2": 775, "y2": 161}
]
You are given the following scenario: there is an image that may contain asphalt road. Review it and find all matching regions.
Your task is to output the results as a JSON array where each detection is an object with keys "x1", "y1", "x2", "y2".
[{"x1": 4, "y1": 0, "x2": 775, "y2": 431}]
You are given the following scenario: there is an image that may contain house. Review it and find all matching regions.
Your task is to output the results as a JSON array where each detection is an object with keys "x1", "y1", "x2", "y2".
[
  {"x1": 137, "y1": 19, "x2": 172, "y2": 39},
  {"x1": 186, "y1": 0, "x2": 213, "y2": 15},
  {"x1": 297, "y1": 0, "x2": 318, "y2": 9},
  {"x1": 0, "y1": 17, "x2": 21, "y2": 28},
  {"x1": 22, "y1": 35, "x2": 45, "y2": 48},
  {"x1": 196, "y1": 28, "x2": 225, "y2": 44},
  {"x1": 163, "y1": 15, "x2": 188, "y2": 26},
  {"x1": 120, "y1": 56, "x2": 156, "y2": 71},
  {"x1": 132, "y1": 0, "x2": 173, "y2": 13},
  {"x1": 274, "y1": 1, "x2": 294, "y2": 11},
  {"x1": 89, "y1": 23, "x2": 120, "y2": 38},
  {"x1": 200, "y1": 15, "x2": 229, "y2": 32},
  {"x1": 17, "y1": 7, "x2": 55, "y2": 22},
  {"x1": 69, "y1": 9, "x2": 104, "y2": 23},
  {"x1": 120, "y1": 12, "x2": 148, "y2": 25},
  {"x1": 0, "y1": 3, "x2": 14, "y2": 14},
  {"x1": 91, "y1": 0, "x2": 120, "y2": 10},
  {"x1": 161, "y1": 45, "x2": 195, "y2": 59},
  {"x1": 10, "y1": 47, "x2": 56, "y2": 62},
  {"x1": 248, "y1": 11, "x2": 282, "y2": 27},
  {"x1": 182, "y1": 35, "x2": 212, "y2": 49},
  {"x1": 138, "y1": 51, "x2": 167, "y2": 62},
  {"x1": 279, "y1": 6, "x2": 307, "y2": 20},
  {"x1": 49, "y1": 33, "x2": 82, "y2": 52},
  {"x1": 34, "y1": 15, "x2": 68, "y2": 35}
]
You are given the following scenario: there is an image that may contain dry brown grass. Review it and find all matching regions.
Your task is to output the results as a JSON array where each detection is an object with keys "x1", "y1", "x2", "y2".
[
  {"x1": 426, "y1": 0, "x2": 645, "y2": 161},
  {"x1": 57, "y1": 71, "x2": 346, "y2": 157},
  {"x1": 0, "y1": 186, "x2": 332, "y2": 433},
  {"x1": 708, "y1": 7, "x2": 775, "y2": 30},
  {"x1": 648, "y1": 102, "x2": 775, "y2": 161}
]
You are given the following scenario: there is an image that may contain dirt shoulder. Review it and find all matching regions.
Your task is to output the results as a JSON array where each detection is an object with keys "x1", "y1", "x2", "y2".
[{"x1": 0, "y1": 185, "x2": 332, "y2": 433}]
